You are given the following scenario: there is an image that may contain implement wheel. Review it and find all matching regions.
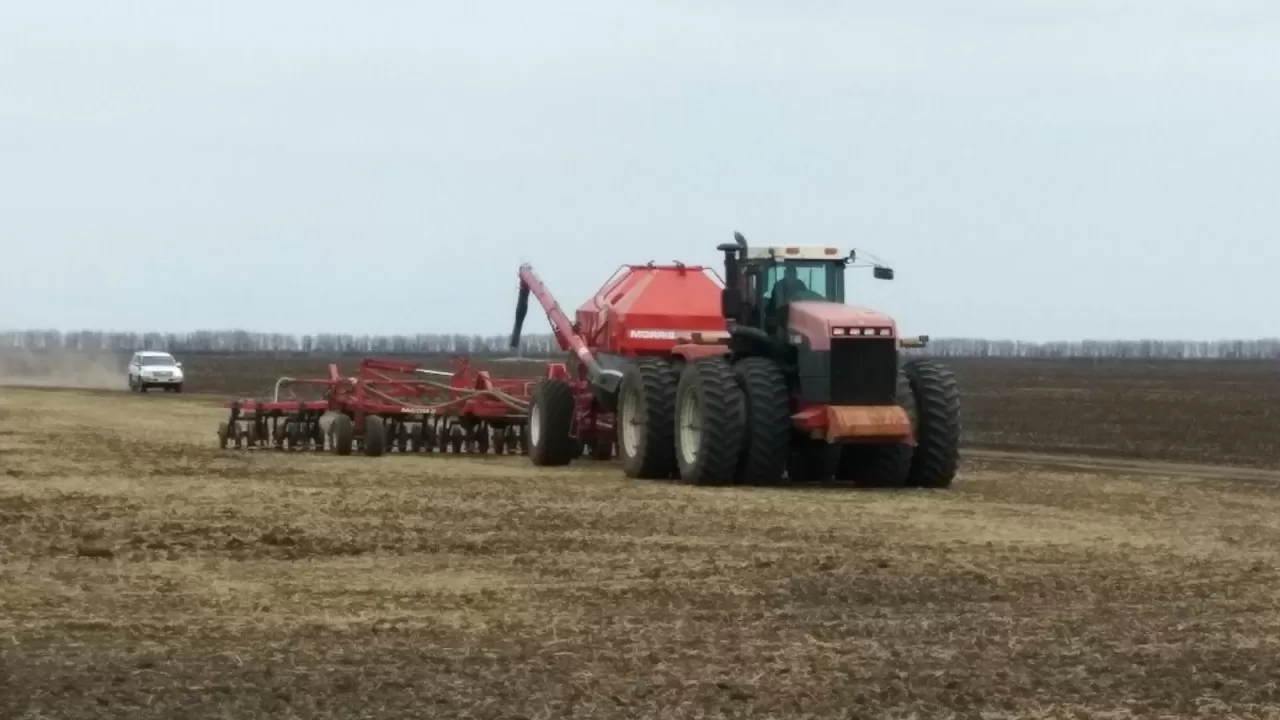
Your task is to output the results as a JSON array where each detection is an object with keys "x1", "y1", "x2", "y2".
[
  {"x1": 528, "y1": 378, "x2": 576, "y2": 466},
  {"x1": 364, "y1": 415, "x2": 387, "y2": 457},
  {"x1": 331, "y1": 414, "x2": 354, "y2": 455},
  {"x1": 902, "y1": 358, "x2": 961, "y2": 488},
  {"x1": 732, "y1": 357, "x2": 792, "y2": 484},
  {"x1": 673, "y1": 357, "x2": 745, "y2": 485},
  {"x1": 616, "y1": 357, "x2": 680, "y2": 479}
]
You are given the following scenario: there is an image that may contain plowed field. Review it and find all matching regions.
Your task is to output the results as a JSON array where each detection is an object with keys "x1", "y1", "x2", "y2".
[
  {"x1": 173, "y1": 354, "x2": 1280, "y2": 469},
  {"x1": 2, "y1": 386, "x2": 1280, "y2": 718}
]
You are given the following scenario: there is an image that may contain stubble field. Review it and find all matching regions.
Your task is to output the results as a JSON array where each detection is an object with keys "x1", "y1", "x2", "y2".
[{"x1": 2, "y1": 355, "x2": 1280, "y2": 717}]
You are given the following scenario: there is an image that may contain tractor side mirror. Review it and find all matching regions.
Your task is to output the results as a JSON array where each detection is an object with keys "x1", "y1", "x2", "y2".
[
  {"x1": 873, "y1": 266, "x2": 894, "y2": 280},
  {"x1": 720, "y1": 287, "x2": 741, "y2": 321}
]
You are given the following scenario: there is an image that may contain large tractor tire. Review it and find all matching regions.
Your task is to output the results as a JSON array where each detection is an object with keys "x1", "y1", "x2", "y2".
[
  {"x1": 616, "y1": 358, "x2": 680, "y2": 479},
  {"x1": 528, "y1": 377, "x2": 576, "y2": 466},
  {"x1": 673, "y1": 357, "x2": 745, "y2": 485},
  {"x1": 834, "y1": 372, "x2": 914, "y2": 488},
  {"x1": 732, "y1": 357, "x2": 792, "y2": 484},
  {"x1": 902, "y1": 358, "x2": 961, "y2": 488}
]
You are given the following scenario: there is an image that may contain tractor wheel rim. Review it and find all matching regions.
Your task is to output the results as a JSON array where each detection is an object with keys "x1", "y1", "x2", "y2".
[
  {"x1": 620, "y1": 384, "x2": 640, "y2": 458},
  {"x1": 678, "y1": 391, "x2": 700, "y2": 466},
  {"x1": 529, "y1": 403, "x2": 541, "y2": 446}
]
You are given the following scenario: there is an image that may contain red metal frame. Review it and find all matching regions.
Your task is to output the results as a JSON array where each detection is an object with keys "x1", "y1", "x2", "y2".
[{"x1": 216, "y1": 356, "x2": 556, "y2": 454}]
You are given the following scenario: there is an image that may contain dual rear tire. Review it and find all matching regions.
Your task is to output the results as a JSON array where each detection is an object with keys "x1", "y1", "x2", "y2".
[
  {"x1": 615, "y1": 355, "x2": 794, "y2": 486},
  {"x1": 614, "y1": 355, "x2": 961, "y2": 488}
]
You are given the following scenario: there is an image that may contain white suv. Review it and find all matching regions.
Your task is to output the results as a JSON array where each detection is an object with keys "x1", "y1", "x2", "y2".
[{"x1": 127, "y1": 351, "x2": 186, "y2": 393}]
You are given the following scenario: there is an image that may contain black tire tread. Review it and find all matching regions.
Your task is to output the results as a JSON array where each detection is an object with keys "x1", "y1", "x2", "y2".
[
  {"x1": 675, "y1": 358, "x2": 745, "y2": 485},
  {"x1": 732, "y1": 357, "x2": 792, "y2": 484},
  {"x1": 363, "y1": 415, "x2": 387, "y2": 457},
  {"x1": 618, "y1": 358, "x2": 680, "y2": 479},
  {"x1": 529, "y1": 378, "x2": 576, "y2": 466},
  {"x1": 332, "y1": 413, "x2": 354, "y2": 456},
  {"x1": 902, "y1": 358, "x2": 961, "y2": 488}
]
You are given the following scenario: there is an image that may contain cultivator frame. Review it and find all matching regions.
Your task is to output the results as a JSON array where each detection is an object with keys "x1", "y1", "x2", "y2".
[{"x1": 216, "y1": 356, "x2": 553, "y2": 456}]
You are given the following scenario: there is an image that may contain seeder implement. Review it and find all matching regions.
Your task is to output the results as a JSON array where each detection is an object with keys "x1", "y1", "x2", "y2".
[{"x1": 215, "y1": 356, "x2": 539, "y2": 456}]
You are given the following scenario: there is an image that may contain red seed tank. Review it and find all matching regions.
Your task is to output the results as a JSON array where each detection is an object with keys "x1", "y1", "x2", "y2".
[{"x1": 573, "y1": 263, "x2": 727, "y2": 356}]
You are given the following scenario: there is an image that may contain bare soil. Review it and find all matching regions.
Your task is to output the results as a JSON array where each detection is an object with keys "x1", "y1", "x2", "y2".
[
  {"x1": 115, "y1": 353, "x2": 1280, "y2": 470},
  {"x1": 2, "y1": 387, "x2": 1280, "y2": 718},
  {"x1": 4, "y1": 351, "x2": 1278, "y2": 472},
  {"x1": 951, "y1": 357, "x2": 1280, "y2": 470}
]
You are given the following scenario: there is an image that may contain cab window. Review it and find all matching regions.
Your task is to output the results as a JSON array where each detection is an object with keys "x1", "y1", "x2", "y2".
[{"x1": 762, "y1": 262, "x2": 840, "y2": 303}]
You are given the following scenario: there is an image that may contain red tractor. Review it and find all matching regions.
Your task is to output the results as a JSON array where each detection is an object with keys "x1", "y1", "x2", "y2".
[{"x1": 511, "y1": 232, "x2": 960, "y2": 487}]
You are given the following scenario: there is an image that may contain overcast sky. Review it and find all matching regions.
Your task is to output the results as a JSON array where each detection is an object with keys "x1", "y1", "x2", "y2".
[{"x1": 1, "y1": 0, "x2": 1277, "y2": 342}]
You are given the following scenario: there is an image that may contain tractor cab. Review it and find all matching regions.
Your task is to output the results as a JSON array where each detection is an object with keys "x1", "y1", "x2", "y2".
[
  {"x1": 746, "y1": 247, "x2": 846, "y2": 336},
  {"x1": 717, "y1": 233, "x2": 893, "y2": 341}
]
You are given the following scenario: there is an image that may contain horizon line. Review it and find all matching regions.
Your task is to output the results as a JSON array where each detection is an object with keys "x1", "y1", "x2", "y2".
[{"x1": 3, "y1": 327, "x2": 1279, "y2": 345}]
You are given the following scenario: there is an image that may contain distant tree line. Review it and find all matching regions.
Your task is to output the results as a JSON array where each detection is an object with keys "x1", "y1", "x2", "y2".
[
  {"x1": 906, "y1": 337, "x2": 1280, "y2": 360},
  {"x1": 0, "y1": 329, "x2": 560, "y2": 356},
  {"x1": 1, "y1": 329, "x2": 1278, "y2": 360}
]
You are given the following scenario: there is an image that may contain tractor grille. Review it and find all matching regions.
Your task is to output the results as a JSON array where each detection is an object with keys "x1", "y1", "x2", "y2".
[{"x1": 829, "y1": 338, "x2": 898, "y2": 405}]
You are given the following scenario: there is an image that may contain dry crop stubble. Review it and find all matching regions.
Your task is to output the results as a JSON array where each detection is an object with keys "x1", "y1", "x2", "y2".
[{"x1": 2, "y1": 388, "x2": 1280, "y2": 718}]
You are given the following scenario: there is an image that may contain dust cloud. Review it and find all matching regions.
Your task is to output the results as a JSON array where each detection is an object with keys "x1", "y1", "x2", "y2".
[{"x1": 0, "y1": 349, "x2": 128, "y2": 391}]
